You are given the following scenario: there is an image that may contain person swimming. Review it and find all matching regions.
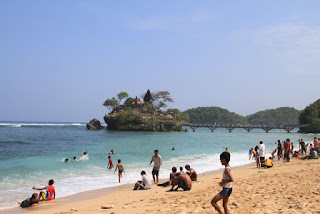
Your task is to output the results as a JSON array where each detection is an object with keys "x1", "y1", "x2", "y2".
[
  {"x1": 78, "y1": 149, "x2": 88, "y2": 160},
  {"x1": 108, "y1": 149, "x2": 115, "y2": 155}
]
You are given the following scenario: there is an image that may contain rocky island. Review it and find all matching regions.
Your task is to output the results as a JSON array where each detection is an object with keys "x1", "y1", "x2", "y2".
[{"x1": 102, "y1": 90, "x2": 189, "y2": 131}]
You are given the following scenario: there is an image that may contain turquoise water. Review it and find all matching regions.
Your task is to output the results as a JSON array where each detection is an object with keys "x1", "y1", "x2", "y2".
[{"x1": 0, "y1": 122, "x2": 318, "y2": 209}]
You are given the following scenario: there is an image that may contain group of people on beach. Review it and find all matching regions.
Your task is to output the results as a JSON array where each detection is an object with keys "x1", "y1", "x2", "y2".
[
  {"x1": 132, "y1": 149, "x2": 198, "y2": 191},
  {"x1": 248, "y1": 140, "x2": 273, "y2": 168},
  {"x1": 298, "y1": 137, "x2": 319, "y2": 160},
  {"x1": 249, "y1": 137, "x2": 320, "y2": 170}
]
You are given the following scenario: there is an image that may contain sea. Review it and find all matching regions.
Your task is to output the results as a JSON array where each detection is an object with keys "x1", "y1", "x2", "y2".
[{"x1": 0, "y1": 121, "x2": 318, "y2": 209}]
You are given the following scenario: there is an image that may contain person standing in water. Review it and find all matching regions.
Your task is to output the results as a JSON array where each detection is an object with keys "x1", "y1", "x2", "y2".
[
  {"x1": 150, "y1": 149, "x2": 162, "y2": 184},
  {"x1": 107, "y1": 156, "x2": 114, "y2": 169},
  {"x1": 114, "y1": 159, "x2": 125, "y2": 183}
]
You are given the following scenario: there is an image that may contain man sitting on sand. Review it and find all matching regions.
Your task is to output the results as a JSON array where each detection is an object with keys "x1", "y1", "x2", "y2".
[
  {"x1": 134, "y1": 171, "x2": 152, "y2": 190},
  {"x1": 158, "y1": 167, "x2": 178, "y2": 187},
  {"x1": 179, "y1": 167, "x2": 185, "y2": 174},
  {"x1": 300, "y1": 148, "x2": 319, "y2": 160},
  {"x1": 185, "y1": 165, "x2": 197, "y2": 181},
  {"x1": 169, "y1": 173, "x2": 192, "y2": 191},
  {"x1": 17, "y1": 193, "x2": 39, "y2": 208}
]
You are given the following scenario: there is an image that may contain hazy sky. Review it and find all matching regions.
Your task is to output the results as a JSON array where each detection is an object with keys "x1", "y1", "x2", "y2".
[{"x1": 0, "y1": 1, "x2": 319, "y2": 122}]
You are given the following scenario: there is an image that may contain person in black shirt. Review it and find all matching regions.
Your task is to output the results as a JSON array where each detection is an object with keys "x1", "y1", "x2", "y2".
[{"x1": 18, "y1": 193, "x2": 39, "y2": 208}]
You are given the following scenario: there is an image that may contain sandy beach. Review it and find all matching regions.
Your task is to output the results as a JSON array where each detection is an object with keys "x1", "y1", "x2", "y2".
[{"x1": 2, "y1": 158, "x2": 320, "y2": 214}]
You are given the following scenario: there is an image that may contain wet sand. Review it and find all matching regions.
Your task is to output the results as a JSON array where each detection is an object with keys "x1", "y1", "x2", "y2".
[{"x1": 2, "y1": 158, "x2": 320, "y2": 214}]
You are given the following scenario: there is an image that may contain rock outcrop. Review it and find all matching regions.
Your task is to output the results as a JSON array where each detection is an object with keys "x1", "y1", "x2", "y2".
[
  {"x1": 87, "y1": 118, "x2": 104, "y2": 130},
  {"x1": 104, "y1": 110, "x2": 186, "y2": 132}
]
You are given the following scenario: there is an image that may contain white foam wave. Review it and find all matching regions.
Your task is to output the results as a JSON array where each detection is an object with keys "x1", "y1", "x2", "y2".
[
  {"x1": 0, "y1": 123, "x2": 85, "y2": 127},
  {"x1": 0, "y1": 152, "x2": 253, "y2": 210}
]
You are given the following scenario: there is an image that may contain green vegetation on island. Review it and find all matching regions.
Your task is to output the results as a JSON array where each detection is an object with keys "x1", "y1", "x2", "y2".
[
  {"x1": 246, "y1": 107, "x2": 300, "y2": 126},
  {"x1": 184, "y1": 107, "x2": 247, "y2": 125},
  {"x1": 184, "y1": 106, "x2": 301, "y2": 127},
  {"x1": 299, "y1": 99, "x2": 320, "y2": 133},
  {"x1": 103, "y1": 90, "x2": 189, "y2": 131}
]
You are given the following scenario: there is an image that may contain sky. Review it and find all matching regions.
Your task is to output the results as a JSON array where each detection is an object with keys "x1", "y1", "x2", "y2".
[{"x1": 0, "y1": 0, "x2": 319, "y2": 122}]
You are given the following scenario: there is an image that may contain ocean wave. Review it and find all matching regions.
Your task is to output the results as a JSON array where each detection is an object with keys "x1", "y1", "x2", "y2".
[
  {"x1": 0, "y1": 123, "x2": 86, "y2": 127},
  {"x1": 0, "y1": 140, "x2": 30, "y2": 145}
]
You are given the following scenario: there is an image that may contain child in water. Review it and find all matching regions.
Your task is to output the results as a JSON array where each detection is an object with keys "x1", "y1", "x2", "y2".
[
  {"x1": 33, "y1": 179, "x2": 55, "y2": 201},
  {"x1": 107, "y1": 156, "x2": 114, "y2": 169},
  {"x1": 114, "y1": 159, "x2": 125, "y2": 183},
  {"x1": 211, "y1": 152, "x2": 234, "y2": 214}
]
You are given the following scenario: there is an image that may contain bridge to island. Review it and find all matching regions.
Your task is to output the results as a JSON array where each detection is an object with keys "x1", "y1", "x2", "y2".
[{"x1": 183, "y1": 123, "x2": 310, "y2": 133}]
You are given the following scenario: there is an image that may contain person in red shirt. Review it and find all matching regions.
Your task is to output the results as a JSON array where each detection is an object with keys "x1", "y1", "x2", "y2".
[
  {"x1": 33, "y1": 179, "x2": 55, "y2": 201},
  {"x1": 107, "y1": 156, "x2": 114, "y2": 169},
  {"x1": 314, "y1": 137, "x2": 319, "y2": 148},
  {"x1": 285, "y1": 139, "x2": 291, "y2": 162}
]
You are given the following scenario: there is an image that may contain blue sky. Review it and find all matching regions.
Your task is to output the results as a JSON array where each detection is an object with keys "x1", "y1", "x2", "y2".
[{"x1": 0, "y1": 1, "x2": 319, "y2": 122}]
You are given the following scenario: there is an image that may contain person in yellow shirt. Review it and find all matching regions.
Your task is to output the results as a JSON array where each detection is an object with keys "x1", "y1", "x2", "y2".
[{"x1": 265, "y1": 157, "x2": 273, "y2": 168}]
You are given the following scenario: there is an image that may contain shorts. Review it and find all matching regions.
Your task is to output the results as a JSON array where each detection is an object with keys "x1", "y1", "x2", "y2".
[
  {"x1": 219, "y1": 187, "x2": 232, "y2": 197},
  {"x1": 41, "y1": 192, "x2": 47, "y2": 200},
  {"x1": 260, "y1": 157, "x2": 265, "y2": 161},
  {"x1": 119, "y1": 169, "x2": 123, "y2": 174},
  {"x1": 138, "y1": 183, "x2": 150, "y2": 190},
  {"x1": 152, "y1": 169, "x2": 159, "y2": 176}
]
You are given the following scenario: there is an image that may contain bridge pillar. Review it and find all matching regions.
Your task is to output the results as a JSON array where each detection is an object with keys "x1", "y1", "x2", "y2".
[
  {"x1": 245, "y1": 128, "x2": 253, "y2": 132},
  {"x1": 262, "y1": 128, "x2": 271, "y2": 133},
  {"x1": 209, "y1": 127, "x2": 216, "y2": 132},
  {"x1": 227, "y1": 128, "x2": 234, "y2": 132},
  {"x1": 284, "y1": 128, "x2": 293, "y2": 133}
]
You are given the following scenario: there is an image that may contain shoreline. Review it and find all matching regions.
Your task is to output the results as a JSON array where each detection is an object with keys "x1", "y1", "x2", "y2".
[
  {"x1": 3, "y1": 158, "x2": 320, "y2": 214},
  {"x1": 0, "y1": 162, "x2": 255, "y2": 214}
]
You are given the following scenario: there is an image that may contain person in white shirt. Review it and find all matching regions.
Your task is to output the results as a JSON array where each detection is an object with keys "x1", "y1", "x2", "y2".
[
  {"x1": 259, "y1": 141, "x2": 266, "y2": 168},
  {"x1": 134, "y1": 171, "x2": 152, "y2": 190},
  {"x1": 149, "y1": 149, "x2": 162, "y2": 184}
]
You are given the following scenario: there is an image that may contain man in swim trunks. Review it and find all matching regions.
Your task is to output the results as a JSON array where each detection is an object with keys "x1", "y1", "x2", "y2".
[
  {"x1": 33, "y1": 179, "x2": 55, "y2": 201},
  {"x1": 149, "y1": 149, "x2": 162, "y2": 184},
  {"x1": 114, "y1": 159, "x2": 125, "y2": 183},
  {"x1": 169, "y1": 173, "x2": 192, "y2": 191},
  {"x1": 185, "y1": 165, "x2": 197, "y2": 181},
  {"x1": 158, "y1": 167, "x2": 178, "y2": 187}
]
